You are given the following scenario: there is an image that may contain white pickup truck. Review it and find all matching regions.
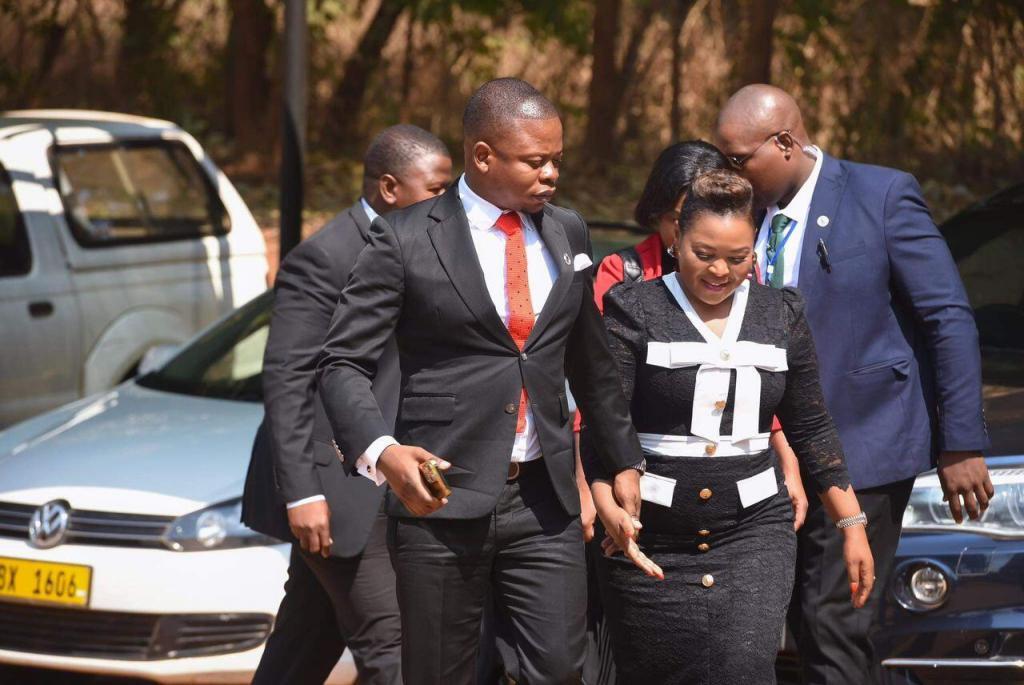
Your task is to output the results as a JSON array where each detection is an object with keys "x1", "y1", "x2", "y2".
[{"x1": 0, "y1": 110, "x2": 268, "y2": 427}]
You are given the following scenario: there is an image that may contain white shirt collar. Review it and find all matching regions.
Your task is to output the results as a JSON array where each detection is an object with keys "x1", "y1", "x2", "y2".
[
  {"x1": 458, "y1": 174, "x2": 531, "y2": 233},
  {"x1": 359, "y1": 197, "x2": 379, "y2": 223},
  {"x1": 771, "y1": 145, "x2": 823, "y2": 227}
]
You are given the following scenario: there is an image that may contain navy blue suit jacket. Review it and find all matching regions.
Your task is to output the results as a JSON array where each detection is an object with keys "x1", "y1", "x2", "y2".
[{"x1": 793, "y1": 154, "x2": 988, "y2": 489}]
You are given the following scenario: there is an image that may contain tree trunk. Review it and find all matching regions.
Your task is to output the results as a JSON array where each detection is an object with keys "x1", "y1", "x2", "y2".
[
  {"x1": 225, "y1": 0, "x2": 275, "y2": 156},
  {"x1": 115, "y1": 0, "x2": 185, "y2": 114},
  {"x1": 399, "y1": 13, "x2": 416, "y2": 122},
  {"x1": 583, "y1": 0, "x2": 622, "y2": 166},
  {"x1": 31, "y1": 0, "x2": 76, "y2": 102},
  {"x1": 733, "y1": 0, "x2": 778, "y2": 88},
  {"x1": 668, "y1": 1, "x2": 690, "y2": 140},
  {"x1": 325, "y1": 0, "x2": 408, "y2": 149}
]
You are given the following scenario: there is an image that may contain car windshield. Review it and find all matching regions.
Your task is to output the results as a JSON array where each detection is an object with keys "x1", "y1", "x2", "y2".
[
  {"x1": 943, "y1": 194, "x2": 1024, "y2": 455},
  {"x1": 137, "y1": 291, "x2": 271, "y2": 402}
]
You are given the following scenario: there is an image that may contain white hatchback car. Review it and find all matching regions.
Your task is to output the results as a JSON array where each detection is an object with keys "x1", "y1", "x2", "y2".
[
  {"x1": 0, "y1": 291, "x2": 351, "y2": 683},
  {"x1": 0, "y1": 110, "x2": 268, "y2": 429}
]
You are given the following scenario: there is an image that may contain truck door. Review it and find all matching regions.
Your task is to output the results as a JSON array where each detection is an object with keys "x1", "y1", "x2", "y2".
[{"x1": 0, "y1": 129, "x2": 82, "y2": 427}]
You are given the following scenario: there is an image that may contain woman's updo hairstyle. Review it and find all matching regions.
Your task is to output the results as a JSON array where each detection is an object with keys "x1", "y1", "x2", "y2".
[{"x1": 677, "y1": 169, "x2": 755, "y2": 234}]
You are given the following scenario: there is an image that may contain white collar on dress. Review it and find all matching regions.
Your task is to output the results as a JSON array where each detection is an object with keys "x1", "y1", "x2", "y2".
[{"x1": 661, "y1": 274, "x2": 750, "y2": 348}]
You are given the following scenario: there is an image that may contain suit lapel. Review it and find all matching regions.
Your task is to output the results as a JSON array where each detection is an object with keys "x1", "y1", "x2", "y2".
[
  {"x1": 798, "y1": 154, "x2": 848, "y2": 292},
  {"x1": 527, "y1": 206, "x2": 574, "y2": 347},
  {"x1": 426, "y1": 188, "x2": 517, "y2": 351}
]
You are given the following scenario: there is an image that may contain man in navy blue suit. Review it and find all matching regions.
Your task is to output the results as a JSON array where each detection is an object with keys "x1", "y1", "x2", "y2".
[{"x1": 715, "y1": 84, "x2": 993, "y2": 685}]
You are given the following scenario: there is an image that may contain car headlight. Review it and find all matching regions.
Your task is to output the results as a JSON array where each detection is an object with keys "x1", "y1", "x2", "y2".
[
  {"x1": 891, "y1": 560, "x2": 954, "y2": 612},
  {"x1": 163, "y1": 499, "x2": 278, "y2": 551},
  {"x1": 902, "y1": 466, "x2": 1024, "y2": 539}
]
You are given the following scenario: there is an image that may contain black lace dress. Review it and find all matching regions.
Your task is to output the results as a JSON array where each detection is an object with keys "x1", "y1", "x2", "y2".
[{"x1": 583, "y1": 275, "x2": 850, "y2": 685}]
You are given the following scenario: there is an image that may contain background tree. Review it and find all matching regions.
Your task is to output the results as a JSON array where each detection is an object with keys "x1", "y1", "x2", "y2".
[
  {"x1": 225, "y1": 0, "x2": 275, "y2": 157},
  {"x1": 0, "y1": 0, "x2": 1019, "y2": 229}
]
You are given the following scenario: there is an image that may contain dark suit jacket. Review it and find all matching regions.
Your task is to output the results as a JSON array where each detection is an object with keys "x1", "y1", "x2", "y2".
[
  {"x1": 316, "y1": 186, "x2": 643, "y2": 519},
  {"x1": 241, "y1": 202, "x2": 399, "y2": 557},
  {"x1": 793, "y1": 154, "x2": 988, "y2": 489}
]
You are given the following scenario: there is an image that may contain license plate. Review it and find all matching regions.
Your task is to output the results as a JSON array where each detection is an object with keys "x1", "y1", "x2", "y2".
[{"x1": 0, "y1": 556, "x2": 91, "y2": 607}]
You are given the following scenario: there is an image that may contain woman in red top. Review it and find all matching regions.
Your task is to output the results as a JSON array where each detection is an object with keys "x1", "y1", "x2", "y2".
[
  {"x1": 583, "y1": 140, "x2": 808, "y2": 529},
  {"x1": 593, "y1": 141, "x2": 729, "y2": 311}
]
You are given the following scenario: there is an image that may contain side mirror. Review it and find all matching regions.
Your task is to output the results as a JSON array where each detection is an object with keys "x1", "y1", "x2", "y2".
[{"x1": 138, "y1": 344, "x2": 181, "y2": 376}]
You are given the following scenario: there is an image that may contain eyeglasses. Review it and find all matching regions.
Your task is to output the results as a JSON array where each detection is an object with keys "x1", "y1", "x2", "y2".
[{"x1": 726, "y1": 129, "x2": 791, "y2": 170}]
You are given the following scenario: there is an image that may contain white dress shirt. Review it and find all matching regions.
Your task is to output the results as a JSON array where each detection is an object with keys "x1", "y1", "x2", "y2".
[
  {"x1": 354, "y1": 175, "x2": 560, "y2": 485},
  {"x1": 360, "y1": 197, "x2": 379, "y2": 223},
  {"x1": 287, "y1": 198, "x2": 382, "y2": 510},
  {"x1": 754, "y1": 146, "x2": 823, "y2": 287}
]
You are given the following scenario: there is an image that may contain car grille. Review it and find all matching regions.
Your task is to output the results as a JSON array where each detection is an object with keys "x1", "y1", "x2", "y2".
[
  {"x1": 0, "y1": 502, "x2": 174, "y2": 548},
  {"x1": 0, "y1": 603, "x2": 272, "y2": 660}
]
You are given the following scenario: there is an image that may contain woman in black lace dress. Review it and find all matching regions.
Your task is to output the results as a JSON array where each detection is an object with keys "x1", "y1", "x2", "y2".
[{"x1": 584, "y1": 170, "x2": 875, "y2": 684}]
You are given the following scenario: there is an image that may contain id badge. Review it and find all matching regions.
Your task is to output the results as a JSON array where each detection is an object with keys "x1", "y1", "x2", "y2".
[{"x1": 640, "y1": 472, "x2": 676, "y2": 508}]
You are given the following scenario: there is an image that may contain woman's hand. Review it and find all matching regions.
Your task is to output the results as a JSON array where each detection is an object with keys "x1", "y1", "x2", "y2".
[
  {"x1": 592, "y1": 481, "x2": 664, "y2": 580},
  {"x1": 786, "y1": 475, "x2": 808, "y2": 532},
  {"x1": 842, "y1": 525, "x2": 874, "y2": 608},
  {"x1": 771, "y1": 430, "x2": 807, "y2": 531},
  {"x1": 574, "y1": 438, "x2": 597, "y2": 542},
  {"x1": 818, "y1": 484, "x2": 874, "y2": 608},
  {"x1": 580, "y1": 482, "x2": 597, "y2": 542}
]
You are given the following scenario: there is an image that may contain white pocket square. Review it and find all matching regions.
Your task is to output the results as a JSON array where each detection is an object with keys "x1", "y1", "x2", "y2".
[{"x1": 573, "y1": 253, "x2": 593, "y2": 271}]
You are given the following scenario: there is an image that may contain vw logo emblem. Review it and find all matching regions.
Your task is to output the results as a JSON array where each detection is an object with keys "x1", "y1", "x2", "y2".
[{"x1": 28, "y1": 500, "x2": 70, "y2": 549}]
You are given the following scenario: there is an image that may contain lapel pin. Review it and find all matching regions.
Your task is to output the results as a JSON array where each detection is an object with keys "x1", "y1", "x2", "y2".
[
  {"x1": 563, "y1": 253, "x2": 571, "y2": 266},
  {"x1": 817, "y1": 215, "x2": 830, "y2": 228}
]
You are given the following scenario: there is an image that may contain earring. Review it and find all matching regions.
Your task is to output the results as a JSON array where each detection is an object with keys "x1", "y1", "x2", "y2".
[{"x1": 667, "y1": 244, "x2": 678, "y2": 258}]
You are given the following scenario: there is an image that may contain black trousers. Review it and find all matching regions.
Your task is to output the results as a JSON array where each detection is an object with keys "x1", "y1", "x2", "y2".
[
  {"x1": 480, "y1": 551, "x2": 613, "y2": 685},
  {"x1": 789, "y1": 477, "x2": 915, "y2": 685},
  {"x1": 253, "y1": 512, "x2": 403, "y2": 685},
  {"x1": 388, "y1": 461, "x2": 587, "y2": 685},
  {"x1": 252, "y1": 545, "x2": 343, "y2": 685}
]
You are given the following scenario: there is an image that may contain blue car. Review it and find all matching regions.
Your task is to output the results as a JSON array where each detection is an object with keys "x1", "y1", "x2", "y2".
[{"x1": 875, "y1": 183, "x2": 1024, "y2": 684}]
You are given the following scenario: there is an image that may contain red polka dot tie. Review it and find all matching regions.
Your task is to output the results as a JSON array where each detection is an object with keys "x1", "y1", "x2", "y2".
[{"x1": 495, "y1": 211, "x2": 533, "y2": 433}]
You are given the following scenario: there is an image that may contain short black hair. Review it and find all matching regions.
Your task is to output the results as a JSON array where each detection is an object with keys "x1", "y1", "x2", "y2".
[
  {"x1": 363, "y1": 124, "x2": 449, "y2": 183},
  {"x1": 677, "y1": 169, "x2": 755, "y2": 233},
  {"x1": 463, "y1": 78, "x2": 560, "y2": 142},
  {"x1": 633, "y1": 140, "x2": 729, "y2": 228}
]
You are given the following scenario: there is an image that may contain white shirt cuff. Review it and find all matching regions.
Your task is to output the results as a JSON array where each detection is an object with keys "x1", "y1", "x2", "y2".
[
  {"x1": 286, "y1": 494, "x2": 326, "y2": 509},
  {"x1": 356, "y1": 436, "x2": 399, "y2": 486}
]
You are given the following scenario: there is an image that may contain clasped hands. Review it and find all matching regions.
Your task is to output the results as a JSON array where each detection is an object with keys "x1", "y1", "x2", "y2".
[{"x1": 593, "y1": 469, "x2": 665, "y2": 580}]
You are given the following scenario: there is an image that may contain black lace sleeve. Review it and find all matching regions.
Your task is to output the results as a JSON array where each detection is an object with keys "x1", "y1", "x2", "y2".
[
  {"x1": 774, "y1": 288, "x2": 852, "y2": 493},
  {"x1": 581, "y1": 282, "x2": 645, "y2": 482}
]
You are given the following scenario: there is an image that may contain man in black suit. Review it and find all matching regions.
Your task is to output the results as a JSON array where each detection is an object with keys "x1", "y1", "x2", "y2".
[
  {"x1": 242, "y1": 124, "x2": 452, "y2": 685},
  {"x1": 316, "y1": 78, "x2": 647, "y2": 684}
]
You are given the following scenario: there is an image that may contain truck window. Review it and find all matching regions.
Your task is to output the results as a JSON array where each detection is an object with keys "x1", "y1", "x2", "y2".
[
  {"x1": 52, "y1": 140, "x2": 230, "y2": 247},
  {"x1": 0, "y1": 167, "x2": 31, "y2": 277}
]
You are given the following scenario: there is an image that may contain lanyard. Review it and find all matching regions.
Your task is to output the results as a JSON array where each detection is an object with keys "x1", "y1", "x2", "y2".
[
  {"x1": 763, "y1": 218, "x2": 797, "y2": 285},
  {"x1": 765, "y1": 218, "x2": 798, "y2": 269}
]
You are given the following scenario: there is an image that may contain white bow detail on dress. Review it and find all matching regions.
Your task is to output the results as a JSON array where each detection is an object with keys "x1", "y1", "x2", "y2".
[{"x1": 649, "y1": 276, "x2": 788, "y2": 443}]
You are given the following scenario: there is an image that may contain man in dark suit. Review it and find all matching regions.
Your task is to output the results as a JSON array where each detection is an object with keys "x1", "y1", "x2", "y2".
[
  {"x1": 242, "y1": 124, "x2": 452, "y2": 685},
  {"x1": 715, "y1": 84, "x2": 994, "y2": 685},
  {"x1": 316, "y1": 78, "x2": 647, "y2": 684}
]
